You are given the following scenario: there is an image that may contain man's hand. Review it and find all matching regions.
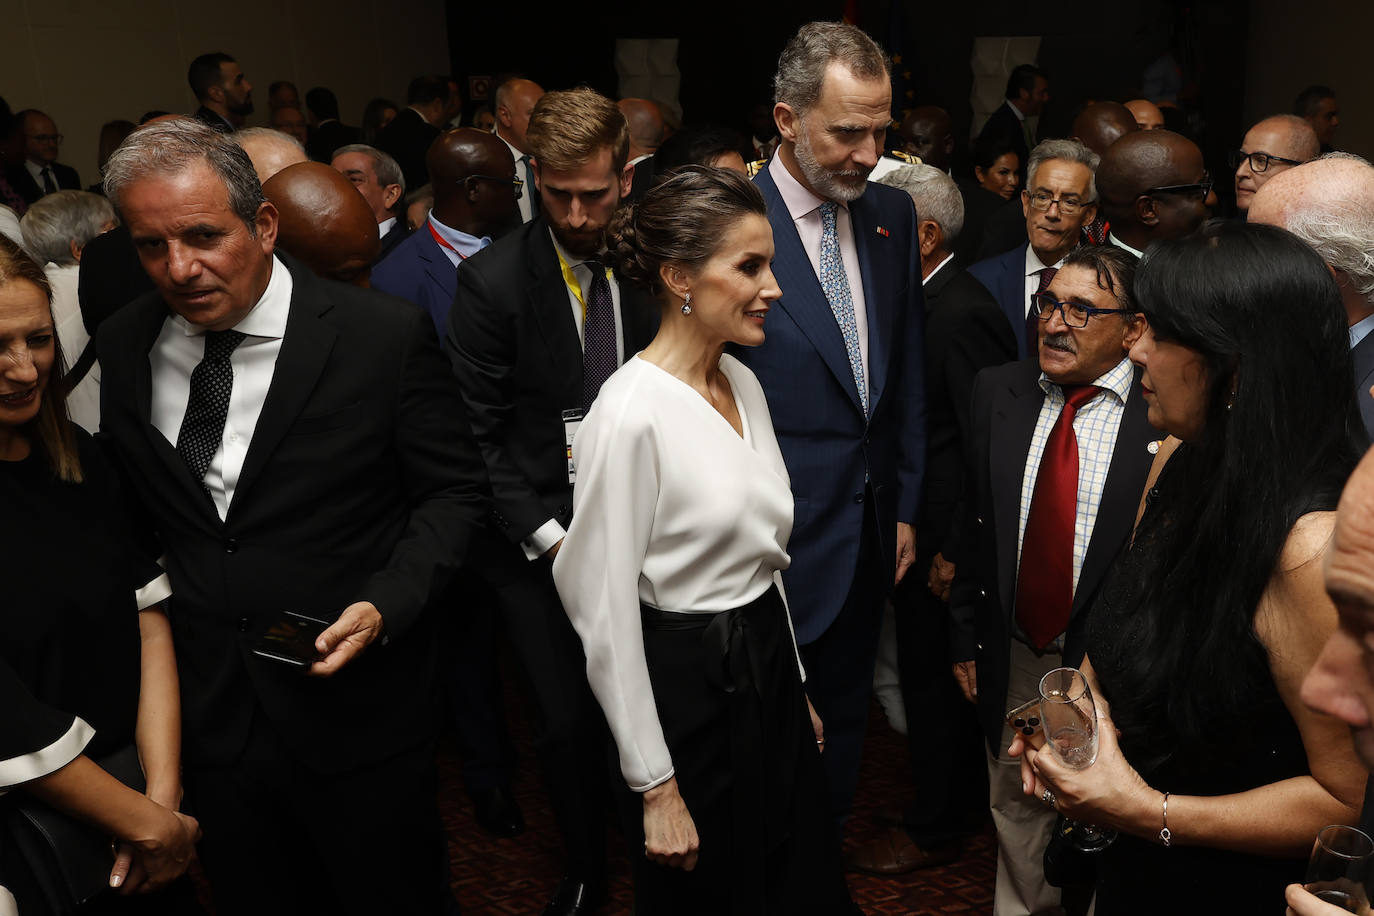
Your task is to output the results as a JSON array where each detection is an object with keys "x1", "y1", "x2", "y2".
[
  {"x1": 545, "y1": 538, "x2": 564, "y2": 561},
  {"x1": 894, "y1": 522, "x2": 917, "y2": 585},
  {"x1": 952, "y1": 660, "x2": 977, "y2": 702},
  {"x1": 310, "y1": 602, "x2": 385, "y2": 677},
  {"x1": 928, "y1": 553, "x2": 956, "y2": 602}
]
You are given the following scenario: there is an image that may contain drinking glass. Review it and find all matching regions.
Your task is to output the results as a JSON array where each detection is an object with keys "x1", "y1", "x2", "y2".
[
  {"x1": 1305, "y1": 824, "x2": 1374, "y2": 913},
  {"x1": 1038, "y1": 666, "x2": 1116, "y2": 851}
]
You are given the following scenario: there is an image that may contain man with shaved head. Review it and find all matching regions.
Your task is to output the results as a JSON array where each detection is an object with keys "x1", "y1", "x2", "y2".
[
  {"x1": 494, "y1": 77, "x2": 545, "y2": 223},
  {"x1": 897, "y1": 105, "x2": 955, "y2": 173},
  {"x1": 263, "y1": 161, "x2": 379, "y2": 287},
  {"x1": 1231, "y1": 114, "x2": 1318, "y2": 216},
  {"x1": 618, "y1": 98, "x2": 665, "y2": 200},
  {"x1": 373, "y1": 128, "x2": 517, "y2": 332},
  {"x1": 1071, "y1": 101, "x2": 1137, "y2": 158},
  {"x1": 234, "y1": 127, "x2": 307, "y2": 183},
  {"x1": 1096, "y1": 129, "x2": 1208, "y2": 256},
  {"x1": 1124, "y1": 98, "x2": 1164, "y2": 131},
  {"x1": 1248, "y1": 154, "x2": 1374, "y2": 436}
]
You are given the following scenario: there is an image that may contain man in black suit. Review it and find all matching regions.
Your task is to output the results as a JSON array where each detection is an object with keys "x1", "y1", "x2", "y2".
[
  {"x1": 332, "y1": 143, "x2": 411, "y2": 261},
  {"x1": 977, "y1": 64, "x2": 1049, "y2": 193},
  {"x1": 848, "y1": 163, "x2": 1016, "y2": 875},
  {"x1": 377, "y1": 75, "x2": 449, "y2": 189},
  {"x1": 7, "y1": 110, "x2": 81, "y2": 205},
  {"x1": 493, "y1": 77, "x2": 545, "y2": 225},
  {"x1": 950, "y1": 245, "x2": 1155, "y2": 915},
  {"x1": 187, "y1": 51, "x2": 253, "y2": 132},
  {"x1": 1096, "y1": 129, "x2": 1208, "y2": 259},
  {"x1": 305, "y1": 86, "x2": 362, "y2": 163},
  {"x1": 1248, "y1": 154, "x2": 1374, "y2": 440},
  {"x1": 96, "y1": 118, "x2": 488, "y2": 916},
  {"x1": 445, "y1": 87, "x2": 655, "y2": 916}
]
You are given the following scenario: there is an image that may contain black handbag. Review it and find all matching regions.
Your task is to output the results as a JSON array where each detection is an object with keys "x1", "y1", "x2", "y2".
[{"x1": 3, "y1": 745, "x2": 145, "y2": 914}]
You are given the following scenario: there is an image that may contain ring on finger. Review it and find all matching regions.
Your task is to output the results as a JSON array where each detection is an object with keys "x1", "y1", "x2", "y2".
[{"x1": 1041, "y1": 788, "x2": 1057, "y2": 808}]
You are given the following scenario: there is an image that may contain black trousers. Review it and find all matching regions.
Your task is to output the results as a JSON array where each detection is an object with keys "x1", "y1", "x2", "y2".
[
  {"x1": 440, "y1": 571, "x2": 516, "y2": 795},
  {"x1": 489, "y1": 564, "x2": 610, "y2": 882},
  {"x1": 797, "y1": 489, "x2": 884, "y2": 825},
  {"x1": 184, "y1": 708, "x2": 453, "y2": 916}
]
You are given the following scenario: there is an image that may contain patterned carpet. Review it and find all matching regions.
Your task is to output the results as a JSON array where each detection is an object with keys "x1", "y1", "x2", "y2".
[{"x1": 439, "y1": 687, "x2": 996, "y2": 915}]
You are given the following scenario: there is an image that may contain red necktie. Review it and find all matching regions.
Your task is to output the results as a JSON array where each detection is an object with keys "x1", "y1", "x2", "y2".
[
  {"x1": 1015, "y1": 384, "x2": 1101, "y2": 649},
  {"x1": 1027, "y1": 267, "x2": 1057, "y2": 354}
]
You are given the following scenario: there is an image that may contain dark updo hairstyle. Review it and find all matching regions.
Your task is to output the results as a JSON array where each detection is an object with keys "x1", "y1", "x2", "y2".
[
  {"x1": 606, "y1": 165, "x2": 767, "y2": 299},
  {"x1": 1096, "y1": 219, "x2": 1364, "y2": 774},
  {"x1": 971, "y1": 132, "x2": 1018, "y2": 175}
]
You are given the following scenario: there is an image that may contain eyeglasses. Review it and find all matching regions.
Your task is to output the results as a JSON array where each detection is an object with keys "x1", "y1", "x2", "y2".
[
  {"x1": 1026, "y1": 190, "x2": 1090, "y2": 215},
  {"x1": 1228, "y1": 149, "x2": 1304, "y2": 173},
  {"x1": 1031, "y1": 292, "x2": 1133, "y2": 328},
  {"x1": 1145, "y1": 172, "x2": 1213, "y2": 199},
  {"x1": 463, "y1": 174, "x2": 523, "y2": 199},
  {"x1": 29, "y1": 133, "x2": 63, "y2": 144}
]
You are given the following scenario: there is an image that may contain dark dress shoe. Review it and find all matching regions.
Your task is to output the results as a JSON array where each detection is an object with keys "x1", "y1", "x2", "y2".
[
  {"x1": 844, "y1": 825, "x2": 960, "y2": 875},
  {"x1": 541, "y1": 876, "x2": 605, "y2": 915},
  {"x1": 470, "y1": 785, "x2": 525, "y2": 838}
]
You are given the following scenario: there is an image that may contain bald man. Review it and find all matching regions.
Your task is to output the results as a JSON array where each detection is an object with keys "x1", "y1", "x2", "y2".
[
  {"x1": 619, "y1": 98, "x2": 665, "y2": 202},
  {"x1": 270, "y1": 105, "x2": 310, "y2": 146},
  {"x1": 898, "y1": 106, "x2": 954, "y2": 173},
  {"x1": 1231, "y1": 114, "x2": 1319, "y2": 215},
  {"x1": 1096, "y1": 129, "x2": 1209, "y2": 256},
  {"x1": 263, "y1": 161, "x2": 379, "y2": 287},
  {"x1": 1248, "y1": 155, "x2": 1374, "y2": 437},
  {"x1": 1071, "y1": 101, "x2": 1138, "y2": 158},
  {"x1": 1124, "y1": 99, "x2": 1164, "y2": 131},
  {"x1": 372, "y1": 128, "x2": 517, "y2": 333},
  {"x1": 234, "y1": 127, "x2": 308, "y2": 183},
  {"x1": 494, "y1": 78, "x2": 545, "y2": 223}
]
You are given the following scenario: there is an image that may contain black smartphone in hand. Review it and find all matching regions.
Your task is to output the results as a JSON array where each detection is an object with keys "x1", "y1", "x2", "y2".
[{"x1": 252, "y1": 611, "x2": 331, "y2": 668}]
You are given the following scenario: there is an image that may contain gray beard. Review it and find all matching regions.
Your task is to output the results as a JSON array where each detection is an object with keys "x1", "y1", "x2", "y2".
[{"x1": 794, "y1": 121, "x2": 868, "y2": 203}]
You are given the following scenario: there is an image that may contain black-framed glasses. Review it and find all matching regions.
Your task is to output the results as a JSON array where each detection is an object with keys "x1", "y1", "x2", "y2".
[
  {"x1": 464, "y1": 174, "x2": 523, "y2": 199},
  {"x1": 1026, "y1": 190, "x2": 1090, "y2": 215},
  {"x1": 1228, "y1": 149, "x2": 1304, "y2": 173},
  {"x1": 1031, "y1": 292, "x2": 1133, "y2": 328},
  {"x1": 1145, "y1": 172, "x2": 1213, "y2": 199}
]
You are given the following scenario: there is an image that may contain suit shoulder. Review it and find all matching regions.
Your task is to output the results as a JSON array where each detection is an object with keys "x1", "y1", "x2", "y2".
[{"x1": 371, "y1": 230, "x2": 426, "y2": 283}]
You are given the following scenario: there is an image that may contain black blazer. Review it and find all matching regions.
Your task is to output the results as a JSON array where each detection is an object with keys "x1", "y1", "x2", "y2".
[
  {"x1": 377, "y1": 218, "x2": 412, "y2": 264},
  {"x1": 1353, "y1": 331, "x2": 1374, "y2": 441},
  {"x1": 7, "y1": 161, "x2": 81, "y2": 205},
  {"x1": 977, "y1": 102, "x2": 1030, "y2": 189},
  {"x1": 948, "y1": 358, "x2": 1158, "y2": 753},
  {"x1": 443, "y1": 215, "x2": 658, "y2": 570},
  {"x1": 919, "y1": 263, "x2": 1017, "y2": 551},
  {"x1": 96, "y1": 254, "x2": 489, "y2": 772},
  {"x1": 376, "y1": 108, "x2": 439, "y2": 190},
  {"x1": 307, "y1": 120, "x2": 362, "y2": 163}
]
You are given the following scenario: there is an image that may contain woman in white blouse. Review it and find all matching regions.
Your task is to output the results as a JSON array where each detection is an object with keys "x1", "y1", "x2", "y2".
[{"x1": 552, "y1": 167, "x2": 851, "y2": 914}]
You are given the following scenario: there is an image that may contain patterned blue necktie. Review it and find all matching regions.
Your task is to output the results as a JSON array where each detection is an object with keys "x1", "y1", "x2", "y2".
[{"x1": 819, "y1": 201, "x2": 868, "y2": 414}]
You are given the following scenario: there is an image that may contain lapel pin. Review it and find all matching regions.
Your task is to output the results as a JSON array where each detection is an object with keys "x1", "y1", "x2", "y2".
[
  {"x1": 875, "y1": 226, "x2": 890, "y2": 237},
  {"x1": 1147, "y1": 440, "x2": 1161, "y2": 455}
]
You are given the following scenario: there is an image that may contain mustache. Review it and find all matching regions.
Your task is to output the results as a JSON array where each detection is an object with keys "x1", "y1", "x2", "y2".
[{"x1": 1043, "y1": 332, "x2": 1076, "y2": 354}]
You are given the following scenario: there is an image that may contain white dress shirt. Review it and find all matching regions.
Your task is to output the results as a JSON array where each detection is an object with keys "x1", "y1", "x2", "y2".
[
  {"x1": 149, "y1": 256, "x2": 292, "y2": 521},
  {"x1": 519, "y1": 231, "x2": 629, "y2": 560},
  {"x1": 378, "y1": 216, "x2": 397, "y2": 240},
  {"x1": 427, "y1": 214, "x2": 490, "y2": 268},
  {"x1": 497, "y1": 131, "x2": 535, "y2": 224},
  {"x1": 552, "y1": 354, "x2": 802, "y2": 792},
  {"x1": 923, "y1": 252, "x2": 955, "y2": 287},
  {"x1": 1106, "y1": 232, "x2": 1144, "y2": 259},
  {"x1": 24, "y1": 160, "x2": 57, "y2": 194},
  {"x1": 1022, "y1": 245, "x2": 1064, "y2": 322},
  {"x1": 1015, "y1": 356, "x2": 1135, "y2": 598},
  {"x1": 767, "y1": 154, "x2": 870, "y2": 395}
]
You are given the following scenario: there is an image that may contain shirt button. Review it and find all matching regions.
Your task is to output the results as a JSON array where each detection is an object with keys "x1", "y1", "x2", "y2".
[
  {"x1": 224, "y1": 538, "x2": 239, "y2": 553},
  {"x1": 237, "y1": 617, "x2": 250, "y2": 632}
]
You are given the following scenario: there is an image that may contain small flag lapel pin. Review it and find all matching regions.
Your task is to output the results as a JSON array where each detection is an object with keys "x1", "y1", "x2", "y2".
[{"x1": 875, "y1": 226, "x2": 890, "y2": 237}]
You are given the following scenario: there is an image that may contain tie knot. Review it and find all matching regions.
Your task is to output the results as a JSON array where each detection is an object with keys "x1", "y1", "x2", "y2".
[
  {"x1": 204, "y1": 329, "x2": 246, "y2": 360},
  {"x1": 819, "y1": 200, "x2": 839, "y2": 227},
  {"x1": 1062, "y1": 385, "x2": 1102, "y2": 411}
]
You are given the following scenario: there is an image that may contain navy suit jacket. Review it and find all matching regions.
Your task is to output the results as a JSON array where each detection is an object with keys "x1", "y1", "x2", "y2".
[
  {"x1": 969, "y1": 243, "x2": 1032, "y2": 359},
  {"x1": 732, "y1": 165, "x2": 926, "y2": 644},
  {"x1": 371, "y1": 224, "x2": 458, "y2": 336},
  {"x1": 1354, "y1": 331, "x2": 1374, "y2": 441}
]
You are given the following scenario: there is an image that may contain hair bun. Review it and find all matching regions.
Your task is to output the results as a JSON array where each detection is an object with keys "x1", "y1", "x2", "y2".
[{"x1": 605, "y1": 205, "x2": 654, "y2": 291}]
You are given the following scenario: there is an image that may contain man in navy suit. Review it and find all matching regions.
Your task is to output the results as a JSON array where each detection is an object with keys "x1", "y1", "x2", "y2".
[
  {"x1": 331, "y1": 144, "x2": 411, "y2": 263},
  {"x1": 969, "y1": 139, "x2": 1100, "y2": 359},
  {"x1": 734, "y1": 21, "x2": 926, "y2": 826},
  {"x1": 372, "y1": 128, "x2": 519, "y2": 334}
]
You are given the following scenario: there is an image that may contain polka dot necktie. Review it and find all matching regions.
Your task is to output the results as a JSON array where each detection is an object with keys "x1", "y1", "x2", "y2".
[
  {"x1": 819, "y1": 202, "x2": 867, "y2": 415},
  {"x1": 581, "y1": 259, "x2": 617, "y2": 410},
  {"x1": 177, "y1": 329, "x2": 246, "y2": 492}
]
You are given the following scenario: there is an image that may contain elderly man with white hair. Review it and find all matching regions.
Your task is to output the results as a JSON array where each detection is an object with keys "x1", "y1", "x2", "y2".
[
  {"x1": 848, "y1": 163, "x2": 1017, "y2": 876},
  {"x1": 19, "y1": 189, "x2": 116, "y2": 431},
  {"x1": 1248, "y1": 152, "x2": 1374, "y2": 438},
  {"x1": 233, "y1": 126, "x2": 307, "y2": 183}
]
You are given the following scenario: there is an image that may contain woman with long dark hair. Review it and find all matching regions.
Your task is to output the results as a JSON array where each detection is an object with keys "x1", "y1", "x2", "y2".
[{"x1": 1014, "y1": 220, "x2": 1368, "y2": 912}]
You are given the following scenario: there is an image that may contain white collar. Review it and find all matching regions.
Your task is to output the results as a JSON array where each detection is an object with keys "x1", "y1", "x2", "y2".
[
  {"x1": 1107, "y1": 232, "x2": 1144, "y2": 259},
  {"x1": 768, "y1": 152, "x2": 846, "y2": 222},
  {"x1": 923, "y1": 252, "x2": 955, "y2": 286}
]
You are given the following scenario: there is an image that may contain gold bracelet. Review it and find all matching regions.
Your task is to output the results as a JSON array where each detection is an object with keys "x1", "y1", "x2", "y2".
[{"x1": 1160, "y1": 791, "x2": 1172, "y2": 847}]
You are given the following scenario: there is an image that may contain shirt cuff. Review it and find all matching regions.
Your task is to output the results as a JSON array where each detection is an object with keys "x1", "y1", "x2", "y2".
[
  {"x1": 520, "y1": 519, "x2": 567, "y2": 561},
  {"x1": 628, "y1": 766, "x2": 675, "y2": 794},
  {"x1": 0, "y1": 717, "x2": 95, "y2": 793},
  {"x1": 135, "y1": 572, "x2": 172, "y2": 611}
]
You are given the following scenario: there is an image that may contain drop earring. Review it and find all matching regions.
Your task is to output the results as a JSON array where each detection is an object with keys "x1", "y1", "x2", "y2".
[{"x1": 681, "y1": 293, "x2": 692, "y2": 316}]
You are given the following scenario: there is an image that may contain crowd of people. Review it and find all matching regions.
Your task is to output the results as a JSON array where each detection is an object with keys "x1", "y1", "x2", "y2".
[{"x1": 0, "y1": 17, "x2": 1373, "y2": 916}]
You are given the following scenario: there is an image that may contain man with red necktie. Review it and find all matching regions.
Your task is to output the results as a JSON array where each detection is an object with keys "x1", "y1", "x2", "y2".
[{"x1": 948, "y1": 244, "x2": 1158, "y2": 916}]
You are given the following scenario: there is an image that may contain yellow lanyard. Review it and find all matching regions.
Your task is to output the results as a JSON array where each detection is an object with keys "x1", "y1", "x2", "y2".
[{"x1": 554, "y1": 247, "x2": 610, "y2": 318}]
